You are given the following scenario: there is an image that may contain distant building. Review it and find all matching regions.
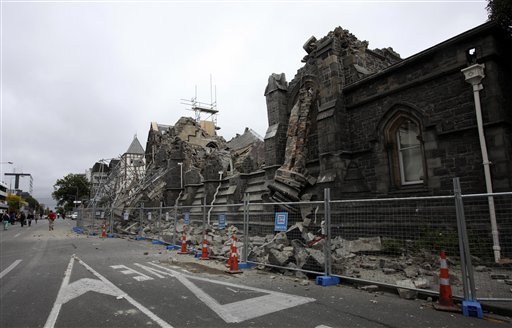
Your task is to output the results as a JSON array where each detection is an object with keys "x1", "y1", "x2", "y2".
[
  {"x1": 0, "y1": 180, "x2": 8, "y2": 212},
  {"x1": 117, "y1": 135, "x2": 146, "y2": 197},
  {"x1": 87, "y1": 162, "x2": 110, "y2": 202}
]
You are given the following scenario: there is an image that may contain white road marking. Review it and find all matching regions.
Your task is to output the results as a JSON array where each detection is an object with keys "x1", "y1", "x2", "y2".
[
  {"x1": 133, "y1": 263, "x2": 175, "y2": 279},
  {"x1": 110, "y1": 264, "x2": 154, "y2": 281},
  {"x1": 147, "y1": 262, "x2": 315, "y2": 323},
  {"x1": 14, "y1": 233, "x2": 21, "y2": 238},
  {"x1": 0, "y1": 259, "x2": 22, "y2": 279},
  {"x1": 44, "y1": 255, "x2": 173, "y2": 328}
]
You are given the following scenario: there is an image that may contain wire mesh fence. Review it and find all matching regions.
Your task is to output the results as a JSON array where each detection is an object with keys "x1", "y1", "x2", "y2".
[
  {"x1": 78, "y1": 186, "x2": 512, "y2": 306},
  {"x1": 461, "y1": 193, "x2": 512, "y2": 301}
]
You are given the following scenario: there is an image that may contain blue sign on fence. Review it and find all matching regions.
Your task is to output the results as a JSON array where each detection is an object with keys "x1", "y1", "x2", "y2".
[
  {"x1": 184, "y1": 212, "x2": 190, "y2": 225},
  {"x1": 218, "y1": 214, "x2": 226, "y2": 230},
  {"x1": 274, "y1": 212, "x2": 288, "y2": 231}
]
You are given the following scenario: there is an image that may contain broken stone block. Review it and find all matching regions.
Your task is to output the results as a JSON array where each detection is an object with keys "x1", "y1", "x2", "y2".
[
  {"x1": 268, "y1": 248, "x2": 294, "y2": 267},
  {"x1": 303, "y1": 248, "x2": 324, "y2": 272},
  {"x1": 491, "y1": 273, "x2": 509, "y2": 280},
  {"x1": 346, "y1": 237, "x2": 382, "y2": 253},
  {"x1": 396, "y1": 279, "x2": 418, "y2": 300},
  {"x1": 360, "y1": 263, "x2": 378, "y2": 270},
  {"x1": 404, "y1": 266, "x2": 418, "y2": 278},
  {"x1": 382, "y1": 268, "x2": 397, "y2": 275},
  {"x1": 413, "y1": 278, "x2": 430, "y2": 289},
  {"x1": 360, "y1": 285, "x2": 379, "y2": 292}
]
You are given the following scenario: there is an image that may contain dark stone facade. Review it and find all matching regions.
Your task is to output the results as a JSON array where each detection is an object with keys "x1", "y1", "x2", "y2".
[{"x1": 264, "y1": 22, "x2": 512, "y2": 200}]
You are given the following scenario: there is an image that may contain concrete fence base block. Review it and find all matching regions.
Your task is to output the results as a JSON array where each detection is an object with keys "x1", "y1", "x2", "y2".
[
  {"x1": 315, "y1": 276, "x2": 340, "y2": 286},
  {"x1": 238, "y1": 262, "x2": 256, "y2": 270},
  {"x1": 462, "y1": 301, "x2": 483, "y2": 319}
]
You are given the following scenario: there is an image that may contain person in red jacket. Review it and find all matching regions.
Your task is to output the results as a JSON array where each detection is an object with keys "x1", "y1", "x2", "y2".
[{"x1": 48, "y1": 210, "x2": 56, "y2": 231}]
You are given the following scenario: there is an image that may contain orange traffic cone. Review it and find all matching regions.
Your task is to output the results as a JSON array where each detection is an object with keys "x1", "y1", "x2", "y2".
[
  {"x1": 101, "y1": 224, "x2": 107, "y2": 238},
  {"x1": 177, "y1": 232, "x2": 189, "y2": 254},
  {"x1": 433, "y1": 251, "x2": 459, "y2": 312},
  {"x1": 200, "y1": 238, "x2": 210, "y2": 260},
  {"x1": 226, "y1": 235, "x2": 237, "y2": 268},
  {"x1": 226, "y1": 241, "x2": 242, "y2": 274}
]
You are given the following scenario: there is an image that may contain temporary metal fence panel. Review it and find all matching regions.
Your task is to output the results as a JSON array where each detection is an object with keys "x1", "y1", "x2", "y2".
[
  {"x1": 460, "y1": 192, "x2": 512, "y2": 302},
  {"x1": 92, "y1": 186, "x2": 511, "y2": 308},
  {"x1": 330, "y1": 196, "x2": 463, "y2": 294},
  {"x1": 245, "y1": 199, "x2": 326, "y2": 276},
  {"x1": 76, "y1": 207, "x2": 110, "y2": 235}
]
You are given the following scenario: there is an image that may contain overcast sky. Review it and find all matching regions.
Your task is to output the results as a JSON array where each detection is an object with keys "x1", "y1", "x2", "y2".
[{"x1": 1, "y1": 0, "x2": 488, "y2": 208}]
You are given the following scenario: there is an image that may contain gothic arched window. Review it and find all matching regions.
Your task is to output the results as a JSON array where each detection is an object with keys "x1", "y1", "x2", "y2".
[{"x1": 385, "y1": 114, "x2": 425, "y2": 186}]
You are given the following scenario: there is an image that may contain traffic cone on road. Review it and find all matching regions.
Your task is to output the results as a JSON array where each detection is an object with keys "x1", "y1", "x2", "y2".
[
  {"x1": 177, "y1": 232, "x2": 189, "y2": 254},
  {"x1": 225, "y1": 241, "x2": 242, "y2": 274},
  {"x1": 433, "y1": 251, "x2": 459, "y2": 312},
  {"x1": 200, "y1": 238, "x2": 210, "y2": 260},
  {"x1": 226, "y1": 235, "x2": 237, "y2": 268}
]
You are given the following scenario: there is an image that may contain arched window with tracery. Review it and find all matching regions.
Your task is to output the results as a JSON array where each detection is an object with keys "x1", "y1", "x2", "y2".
[{"x1": 385, "y1": 113, "x2": 425, "y2": 187}]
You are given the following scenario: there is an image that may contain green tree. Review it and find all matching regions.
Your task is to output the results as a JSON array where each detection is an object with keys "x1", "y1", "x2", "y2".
[
  {"x1": 52, "y1": 174, "x2": 91, "y2": 212},
  {"x1": 487, "y1": 0, "x2": 512, "y2": 31},
  {"x1": 24, "y1": 194, "x2": 41, "y2": 211},
  {"x1": 7, "y1": 194, "x2": 25, "y2": 213}
]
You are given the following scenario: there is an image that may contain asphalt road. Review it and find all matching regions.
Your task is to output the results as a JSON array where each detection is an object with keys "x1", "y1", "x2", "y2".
[{"x1": 0, "y1": 218, "x2": 508, "y2": 328}]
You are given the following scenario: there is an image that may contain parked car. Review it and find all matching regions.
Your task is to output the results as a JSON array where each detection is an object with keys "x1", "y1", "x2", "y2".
[{"x1": 71, "y1": 212, "x2": 78, "y2": 220}]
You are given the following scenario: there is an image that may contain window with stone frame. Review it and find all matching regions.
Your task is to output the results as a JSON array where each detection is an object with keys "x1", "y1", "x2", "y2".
[{"x1": 385, "y1": 114, "x2": 425, "y2": 187}]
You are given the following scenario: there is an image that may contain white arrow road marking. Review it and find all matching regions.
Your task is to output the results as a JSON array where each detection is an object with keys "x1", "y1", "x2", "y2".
[
  {"x1": 147, "y1": 262, "x2": 316, "y2": 323},
  {"x1": 44, "y1": 255, "x2": 173, "y2": 328},
  {"x1": 0, "y1": 259, "x2": 22, "y2": 279}
]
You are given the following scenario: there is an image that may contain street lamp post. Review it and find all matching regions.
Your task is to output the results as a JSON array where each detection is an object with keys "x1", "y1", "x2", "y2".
[{"x1": 461, "y1": 63, "x2": 501, "y2": 263}]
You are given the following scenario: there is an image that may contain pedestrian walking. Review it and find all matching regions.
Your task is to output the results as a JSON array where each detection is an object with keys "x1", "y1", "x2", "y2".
[
  {"x1": 27, "y1": 212, "x2": 34, "y2": 227},
  {"x1": 48, "y1": 210, "x2": 56, "y2": 231},
  {"x1": 2, "y1": 211, "x2": 9, "y2": 230},
  {"x1": 19, "y1": 212, "x2": 26, "y2": 227},
  {"x1": 9, "y1": 212, "x2": 15, "y2": 225}
]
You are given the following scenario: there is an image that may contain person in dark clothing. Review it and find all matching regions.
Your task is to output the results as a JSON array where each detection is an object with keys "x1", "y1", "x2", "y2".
[
  {"x1": 9, "y1": 212, "x2": 15, "y2": 225},
  {"x1": 27, "y1": 212, "x2": 34, "y2": 227},
  {"x1": 2, "y1": 211, "x2": 9, "y2": 230},
  {"x1": 19, "y1": 212, "x2": 27, "y2": 227}
]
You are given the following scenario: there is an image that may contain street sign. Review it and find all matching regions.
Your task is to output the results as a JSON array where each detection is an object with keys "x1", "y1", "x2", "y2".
[
  {"x1": 184, "y1": 212, "x2": 190, "y2": 224},
  {"x1": 274, "y1": 212, "x2": 288, "y2": 231},
  {"x1": 218, "y1": 214, "x2": 226, "y2": 229}
]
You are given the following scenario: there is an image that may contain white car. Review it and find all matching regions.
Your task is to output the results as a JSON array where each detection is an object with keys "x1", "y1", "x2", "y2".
[{"x1": 71, "y1": 212, "x2": 78, "y2": 220}]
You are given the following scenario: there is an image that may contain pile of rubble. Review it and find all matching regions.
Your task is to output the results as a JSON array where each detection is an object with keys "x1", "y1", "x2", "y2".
[{"x1": 114, "y1": 217, "x2": 458, "y2": 298}]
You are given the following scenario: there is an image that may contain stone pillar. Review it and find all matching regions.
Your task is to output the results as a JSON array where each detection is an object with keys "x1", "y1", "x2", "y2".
[{"x1": 264, "y1": 73, "x2": 289, "y2": 168}]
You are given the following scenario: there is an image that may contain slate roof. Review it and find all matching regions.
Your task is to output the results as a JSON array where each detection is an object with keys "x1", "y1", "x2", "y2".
[
  {"x1": 126, "y1": 136, "x2": 145, "y2": 155},
  {"x1": 227, "y1": 128, "x2": 263, "y2": 151}
]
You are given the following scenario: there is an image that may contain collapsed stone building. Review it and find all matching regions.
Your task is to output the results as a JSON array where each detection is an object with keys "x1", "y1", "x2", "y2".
[
  {"x1": 116, "y1": 21, "x2": 511, "y2": 211},
  {"x1": 90, "y1": 22, "x2": 511, "y2": 280}
]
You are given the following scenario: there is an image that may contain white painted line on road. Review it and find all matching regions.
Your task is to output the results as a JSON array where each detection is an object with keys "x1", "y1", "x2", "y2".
[
  {"x1": 13, "y1": 233, "x2": 21, "y2": 238},
  {"x1": 147, "y1": 262, "x2": 315, "y2": 323},
  {"x1": 0, "y1": 259, "x2": 22, "y2": 279},
  {"x1": 44, "y1": 256, "x2": 173, "y2": 328},
  {"x1": 110, "y1": 264, "x2": 154, "y2": 281},
  {"x1": 133, "y1": 263, "x2": 176, "y2": 279}
]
